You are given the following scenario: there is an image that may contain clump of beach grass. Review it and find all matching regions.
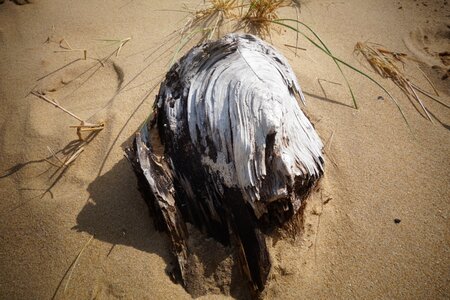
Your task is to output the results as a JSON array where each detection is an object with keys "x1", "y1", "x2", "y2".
[
  {"x1": 240, "y1": 0, "x2": 300, "y2": 37},
  {"x1": 158, "y1": 0, "x2": 443, "y2": 126},
  {"x1": 165, "y1": 0, "x2": 244, "y2": 66},
  {"x1": 241, "y1": 0, "x2": 286, "y2": 36},
  {"x1": 171, "y1": 0, "x2": 302, "y2": 65},
  {"x1": 354, "y1": 41, "x2": 449, "y2": 122},
  {"x1": 181, "y1": 0, "x2": 243, "y2": 40},
  {"x1": 172, "y1": 1, "x2": 367, "y2": 111}
]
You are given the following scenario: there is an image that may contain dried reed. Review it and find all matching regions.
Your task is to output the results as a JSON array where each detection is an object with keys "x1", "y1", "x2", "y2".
[
  {"x1": 30, "y1": 91, "x2": 104, "y2": 140},
  {"x1": 354, "y1": 42, "x2": 449, "y2": 122}
]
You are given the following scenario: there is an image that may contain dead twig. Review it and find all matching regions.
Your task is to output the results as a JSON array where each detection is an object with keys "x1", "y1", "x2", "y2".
[
  {"x1": 54, "y1": 38, "x2": 87, "y2": 60},
  {"x1": 31, "y1": 91, "x2": 86, "y2": 124},
  {"x1": 62, "y1": 147, "x2": 85, "y2": 167},
  {"x1": 30, "y1": 91, "x2": 104, "y2": 140},
  {"x1": 46, "y1": 146, "x2": 65, "y2": 167}
]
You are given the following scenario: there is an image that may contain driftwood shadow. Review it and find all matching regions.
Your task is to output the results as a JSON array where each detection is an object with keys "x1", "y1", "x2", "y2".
[
  {"x1": 74, "y1": 158, "x2": 175, "y2": 267},
  {"x1": 75, "y1": 157, "x2": 251, "y2": 299}
]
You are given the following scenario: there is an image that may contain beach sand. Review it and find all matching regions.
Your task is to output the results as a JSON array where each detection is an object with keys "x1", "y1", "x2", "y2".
[{"x1": 0, "y1": 0, "x2": 449, "y2": 299}]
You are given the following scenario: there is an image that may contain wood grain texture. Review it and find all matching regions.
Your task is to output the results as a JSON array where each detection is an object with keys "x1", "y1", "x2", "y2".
[{"x1": 126, "y1": 33, "x2": 324, "y2": 295}]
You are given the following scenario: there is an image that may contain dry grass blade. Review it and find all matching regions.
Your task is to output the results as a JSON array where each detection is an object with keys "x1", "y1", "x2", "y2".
[
  {"x1": 50, "y1": 235, "x2": 94, "y2": 300},
  {"x1": 241, "y1": 0, "x2": 289, "y2": 37},
  {"x1": 26, "y1": 91, "x2": 101, "y2": 195},
  {"x1": 354, "y1": 42, "x2": 448, "y2": 123},
  {"x1": 70, "y1": 124, "x2": 105, "y2": 132},
  {"x1": 171, "y1": 0, "x2": 302, "y2": 66},
  {"x1": 63, "y1": 147, "x2": 85, "y2": 166},
  {"x1": 167, "y1": 1, "x2": 243, "y2": 65},
  {"x1": 239, "y1": 0, "x2": 301, "y2": 37},
  {"x1": 274, "y1": 19, "x2": 360, "y2": 109},
  {"x1": 30, "y1": 91, "x2": 105, "y2": 140},
  {"x1": 41, "y1": 130, "x2": 100, "y2": 200},
  {"x1": 313, "y1": 190, "x2": 324, "y2": 264},
  {"x1": 116, "y1": 37, "x2": 131, "y2": 57},
  {"x1": 95, "y1": 37, "x2": 131, "y2": 58},
  {"x1": 182, "y1": 0, "x2": 242, "y2": 40},
  {"x1": 63, "y1": 235, "x2": 94, "y2": 294},
  {"x1": 411, "y1": 83, "x2": 449, "y2": 109},
  {"x1": 54, "y1": 38, "x2": 87, "y2": 60},
  {"x1": 324, "y1": 131, "x2": 338, "y2": 168},
  {"x1": 195, "y1": 0, "x2": 240, "y2": 20},
  {"x1": 416, "y1": 65, "x2": 439, "y2": 97},
  {"x1": 31, "y1": 91, "x2": 87, "y2": 124},
  {"x1": 44, "y1": 145, "x2": 84, "y2": 174},
  {"x1": 47, "y1": 146, "x2": 65, "y2": 166}
]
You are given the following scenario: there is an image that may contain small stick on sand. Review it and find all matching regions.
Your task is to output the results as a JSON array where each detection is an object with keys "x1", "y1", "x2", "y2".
[
  {"x1": 30, "y1": 91, "x2": 104, "y2": 140},
  {"x1": 54, "y1": 38, "x2": 88, "y2": 60},
  {"x1": 69, "y1": 124, "x2": 105, "y2": 132},
  {"x1": 31, "y1": 91, "x2": 88, "y2": 124},
  {"x1": 44, "y1": 158, "x2": 62, "y2": 168},
  {"x1": 116, "y1": 37, "x2": 131, "y2": 57},
  {"x1": 63, "y1": 147, "x2": 85, "y2": 166},
  {"x1": 63, "y1": 235, "x2": 94, "y2": 294},
  {"x1": 46, "y1": 146, "x2": 65, "y2": 167}
]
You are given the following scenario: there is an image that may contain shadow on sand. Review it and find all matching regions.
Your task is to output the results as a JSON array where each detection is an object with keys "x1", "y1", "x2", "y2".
[
  {"x1": 73, "y1": 157, "x2": 175, "y2": 267},
  {"x1": 74, "y1": 157, "x2": 250, "y2": 299}
]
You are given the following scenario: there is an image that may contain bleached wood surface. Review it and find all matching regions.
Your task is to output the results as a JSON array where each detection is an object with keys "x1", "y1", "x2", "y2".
[{"x1": 127, "y1": 33, "x2": 324, "y2": 295}]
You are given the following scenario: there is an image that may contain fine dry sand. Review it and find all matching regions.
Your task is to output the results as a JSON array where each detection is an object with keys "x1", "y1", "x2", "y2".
[{"x1": 0, "y1": 0, "x2": 449, "y2": 299}]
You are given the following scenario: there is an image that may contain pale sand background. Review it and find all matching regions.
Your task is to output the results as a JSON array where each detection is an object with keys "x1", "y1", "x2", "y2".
[{"x1": 0, "y1": 0, "x2": 449, "y2": 299}]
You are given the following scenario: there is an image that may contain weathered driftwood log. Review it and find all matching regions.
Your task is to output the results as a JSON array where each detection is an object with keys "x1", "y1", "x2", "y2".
[{"x1": 126, "y1": 33, "x2": 324, "y2": 295}]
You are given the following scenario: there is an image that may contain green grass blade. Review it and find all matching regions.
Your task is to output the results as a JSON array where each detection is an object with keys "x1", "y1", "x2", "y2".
[
  {"x1": 274, "y1": 19, "x2": 357, "y2": 109},
  {"x1": 271, "y1": 19, "x2": 409, "y2": 127}
]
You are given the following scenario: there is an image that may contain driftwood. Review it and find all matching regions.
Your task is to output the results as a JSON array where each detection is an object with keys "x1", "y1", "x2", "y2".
[{"x1": 126, "y1": 33, "x2": 324, "y2": 296}]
